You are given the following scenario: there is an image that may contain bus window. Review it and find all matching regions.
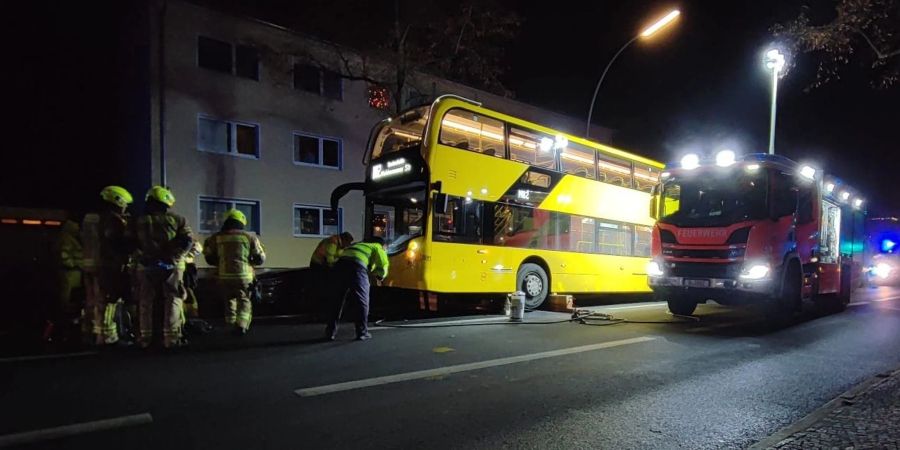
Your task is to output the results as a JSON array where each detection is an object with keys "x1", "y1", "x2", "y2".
[
  {"x1": 567, "y1": 216, "x2": 596, "y2": 253},
  {"x1": 633, "y1": 164, "x2": 661, "y2": 193},
  {"x1": 634, "y1": 225, "x2": 652, "y2": 257},
  {"x1": 439, "y1": 109, "x2": 505, "y2": 157},
  {"x1": 597, "y1": 221, "x2": 633, "y2": 256},
  {"x1": 434, "y1": 196, "x2": 483, "y2": 243},
  {"x1": 560, "y1": 143, "x2": 596, "y2": 179},
  {"x1": 372, "y1": 205, "x2": 395, "y2": 241},
  {"x1": 597, "y1": 154, "x2": 633, "y2": 188},
  {"x1": 509, "y1": 127, "x2": 556, "y2": 170},
  {"x1": 372, "y1": 106, "x2": 429, "y2": 158}
]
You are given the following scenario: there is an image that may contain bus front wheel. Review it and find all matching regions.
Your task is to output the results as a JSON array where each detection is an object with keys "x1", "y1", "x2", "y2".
[{"x1": 517, "y1": 263, "x2": 549, "y2": 311}]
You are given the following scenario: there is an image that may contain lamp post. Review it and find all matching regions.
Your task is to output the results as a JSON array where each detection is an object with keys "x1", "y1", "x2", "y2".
[
  {"x1": 585, "y1": 9, "x2": 681, "y2": 139},
  {"x1": 764, "y1": 48, "x2": 785, "y2": 155}
]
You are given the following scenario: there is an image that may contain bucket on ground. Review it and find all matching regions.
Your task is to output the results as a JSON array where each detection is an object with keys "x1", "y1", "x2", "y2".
[{"x1": 508, "y1": 291, "x2": 525, "y2": 322}]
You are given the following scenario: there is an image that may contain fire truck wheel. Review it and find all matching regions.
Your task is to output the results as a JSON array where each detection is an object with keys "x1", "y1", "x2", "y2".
[
  {"x1": 766, "y1": 262, "x2": 802, "y2": 326},
  {"x1": 666, "y1": 293, "x2": 697, "y2": 316},
  {"x1": 517, "y1": 263, "x2": 549, "y2": 310}
]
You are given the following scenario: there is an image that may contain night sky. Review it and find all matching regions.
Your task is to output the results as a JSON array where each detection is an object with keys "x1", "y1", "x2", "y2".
[{"x1": 3, "y1": 1, "x2": 898, "y2": 214}]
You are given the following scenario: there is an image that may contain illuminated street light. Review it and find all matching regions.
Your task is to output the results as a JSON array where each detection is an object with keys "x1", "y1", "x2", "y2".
[
  {"x1": 585, "y1": 9, "x2": 681, "y2": 138},
  {"x1": 764, "y1": 48, "x2": 786, "y2": 155}
]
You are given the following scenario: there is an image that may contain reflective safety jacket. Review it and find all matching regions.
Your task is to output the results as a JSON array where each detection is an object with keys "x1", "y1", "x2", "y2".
[
  {"x1": 82, "y1": 210, "x2": 131, "y2": 272},
  {"x1": 339, "y1": 242, "x2": 389, "y2": 279},
  {"x1": 133, "y1": 211, "x2": 193, "y2": 270},
  {"x1": 57, "y1": 221, "x2": 83, "y2": 270},
  {"x1": 203, "y1": 230, "x2": 266, "y2": 281},
  {"x1": 310, "y1": 235, "x2": 343, "y2": 267}
]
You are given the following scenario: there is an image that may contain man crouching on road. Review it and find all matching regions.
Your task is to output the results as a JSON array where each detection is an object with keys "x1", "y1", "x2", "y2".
[{"x1": 325, "y1": 237, "x2": 389, "y2": 341}]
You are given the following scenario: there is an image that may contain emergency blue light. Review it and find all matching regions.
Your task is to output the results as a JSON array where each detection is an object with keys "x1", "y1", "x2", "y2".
[{"x1": 881, "y1": 239, "x2": 897, "y2": 253}]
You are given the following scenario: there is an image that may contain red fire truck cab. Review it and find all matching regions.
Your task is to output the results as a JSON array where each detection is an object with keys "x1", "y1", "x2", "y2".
[{"x1": 647, "y1": 152, "x2": 866, "y2": 320}]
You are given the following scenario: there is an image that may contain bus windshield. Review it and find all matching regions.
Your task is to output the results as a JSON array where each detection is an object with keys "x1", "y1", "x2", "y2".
[
  {"x1": 370, "y1": 190, "x2": 427, "y2": 255},
  {"x1": 372, "y1": 106, "x2": 430, "y2": 159},
  {"x1": 659, "y1": 170, "x2": 768, "y2": 227}
]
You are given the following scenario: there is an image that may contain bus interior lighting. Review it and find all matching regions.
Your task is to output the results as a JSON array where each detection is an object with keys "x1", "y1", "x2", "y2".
[
  {"x1": 854, "y1": 198, "x2": 864, "y2": 209},
  {"x1": 554, "y1": 135, "x2": 569, "y2": 150},
  {"x1": 22, "y1": 219, "x2": 42, "y2": 226},
  {"x1": 1, "y1": 219, "x2": 17, "y2": 224},
  {"x1": 44, "y1": 220, "x2": 62, "y2": 226},
  {"x1": 841, "y1": 191, "x2": 851, "y2": 201},
  {"x1": 539, "y1": 137, "x2": 554, "y2": 152},
  {"x1": 746, "y1": 164, "x2": 760, "y2": 171},
  {"x1": 825, "y1": 182, "x2": 835, "y2": 193},
  {"x1": 661, "y1": 171, "x2": 671, "y2": 179}
]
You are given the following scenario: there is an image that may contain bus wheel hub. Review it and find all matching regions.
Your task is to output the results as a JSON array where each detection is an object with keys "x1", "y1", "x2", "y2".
[{"x1": 525, "y1": 274, "x2": 543, "y2": 297}]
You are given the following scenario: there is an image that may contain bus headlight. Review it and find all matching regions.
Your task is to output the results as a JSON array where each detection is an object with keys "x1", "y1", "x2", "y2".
[
  {"x1": 405, "y1": 241, "x2": 419, "y2": 261},
  {"x1": 739, "y1": 264, "x2": 770, "y2": 280},
  {"x1": 646, "y1": 260, "x2": 664, "y2": 277}
]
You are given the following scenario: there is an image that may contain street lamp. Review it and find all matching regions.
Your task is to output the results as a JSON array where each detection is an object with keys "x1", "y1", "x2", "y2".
[
  {"x1": 763, "y1": 48, "x2": 786, "y2": 155},
  {"x1": 585, "y1": 9, "x2": 681, "y2": 139}
]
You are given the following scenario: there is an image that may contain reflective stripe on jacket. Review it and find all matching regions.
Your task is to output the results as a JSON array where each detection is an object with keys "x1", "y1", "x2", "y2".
[
  {"x1": 339, "y1": 242, "x2": 389, "y2": 279},
  {"x1": 203, "y1": 230, "x2": 266, "y2": 281},
  {"x1": 311, "y1": 235, "x2": 342, "y2": 267}
]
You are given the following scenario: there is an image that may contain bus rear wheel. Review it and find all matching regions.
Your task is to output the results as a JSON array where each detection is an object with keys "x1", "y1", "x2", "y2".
[{"x1": 517, "y1": 263, "x2": 549, "y2": 311}]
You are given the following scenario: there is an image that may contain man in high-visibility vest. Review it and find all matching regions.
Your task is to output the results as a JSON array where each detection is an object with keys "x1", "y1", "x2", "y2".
[
  {"x1": 203, "y1": 209, "x2": 265, "y2": 336},
  {"x1": 325, "y1": 237, "x2": 389, "y2": 341},
  {"x1": 133, "y1": 186, "x2": 194, "y2": 349},
  {"x1": 81, "y1": 186, "x2": 133, "y2": 346},
  {"x1": 310, "y1": 232, "x2": 354, "y2": 269}
]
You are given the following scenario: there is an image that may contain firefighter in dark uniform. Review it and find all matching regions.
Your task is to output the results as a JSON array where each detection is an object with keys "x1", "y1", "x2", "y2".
[{"x1": 325, "y1": 237, "x2": 389, "y2": 341}]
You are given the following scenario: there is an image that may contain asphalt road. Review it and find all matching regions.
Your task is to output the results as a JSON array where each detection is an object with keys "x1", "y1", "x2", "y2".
[{"x1": 3, "y1": 287, "x2": 900, "y2": 449}]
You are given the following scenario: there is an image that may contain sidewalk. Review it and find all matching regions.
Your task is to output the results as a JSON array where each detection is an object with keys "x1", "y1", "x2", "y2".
[{"x1": 752, "y1": 368, "x2": 900, "y2": 449}]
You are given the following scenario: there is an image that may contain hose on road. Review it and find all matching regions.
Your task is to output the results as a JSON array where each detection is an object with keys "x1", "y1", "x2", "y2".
[{"x1": 374, "y1": 309, "x2": 698, "y2": 329}]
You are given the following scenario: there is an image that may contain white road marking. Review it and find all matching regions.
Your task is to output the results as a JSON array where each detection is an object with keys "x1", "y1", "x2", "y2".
[
  {"x1": 0, "y1": 413, "x2": 152, "y2": 447},
  {"x1": 388, "y1": 316, "x2": 512, "y2": 327},
  {"x1": 848, "y1": 301, "x2": 869, "y2": 307},
  {"x1": 295, "y1": 336, "x2": 655, "y2": 397},
  {"x1": 0, "y1": 351, "x2": 97, "y2": 364},
  {"x1": 873, "y1": 295, "x2": 900, "y2": 302}
]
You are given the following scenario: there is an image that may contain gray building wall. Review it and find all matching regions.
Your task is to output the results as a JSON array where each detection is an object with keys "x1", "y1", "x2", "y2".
[{"x1": 149, "y1": 0, "x2": 614, "y2": 268}]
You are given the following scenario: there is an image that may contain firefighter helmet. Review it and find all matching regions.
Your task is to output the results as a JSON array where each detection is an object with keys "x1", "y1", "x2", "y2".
[
  {"x1": 146, "y1": 186, "x2": 176, "y2": 207},
  {"x1": 224, "y1": 209, "x2": 247, "y2": 226},
  {"x1": 100, "y1": 186, "x2": 133, "y2": 209}
]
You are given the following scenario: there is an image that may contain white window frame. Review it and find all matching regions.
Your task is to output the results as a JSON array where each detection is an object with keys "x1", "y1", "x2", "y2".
[
  {"x1": 197, "y1": 196, "x2": 262, "y2": 235},
  {"x1": 293, "y1": 203, "x2": 343, "y2": 238},
  {"x1": 196, "y1": 35, "x2": 259, "y2": 81},
  {"x1": 197, "y1": 114, "x2": 261, "y2": 159},
  {"x1": 292, "y1": 131, "x2": 342, "y2": 170}
]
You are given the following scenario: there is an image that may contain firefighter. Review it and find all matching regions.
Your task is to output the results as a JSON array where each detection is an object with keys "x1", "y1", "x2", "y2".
[
  {"x1": 203, "y1": 209, "x2": 265, "y2": 336},
  {"x1": 49, "y1": 219, "x2": 83, "y2": 342},
  {"x1": 81, "y1": 186, "x2": 133, "y2": 346},
  {"x1": 310, "y1": 232, "x2": 354, "y2": 270},
  {"x1": 325, "y1": 237, "x2": 389, "y2": 341},
  {"x1": 133, "y1": 186, "x2": 194, "y2": 349},
  {"x1": 309, "y1": 232, "x2": 354, "y2": 312}
]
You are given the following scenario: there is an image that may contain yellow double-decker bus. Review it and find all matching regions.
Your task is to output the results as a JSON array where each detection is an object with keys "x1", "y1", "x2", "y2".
[{"x1": 332, "y1": 96, "x2": 664, "y2": 309}]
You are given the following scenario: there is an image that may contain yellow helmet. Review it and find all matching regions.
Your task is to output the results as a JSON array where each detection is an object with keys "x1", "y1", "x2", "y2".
[
  {"x1": 224, "y1": 209, "x2": 247, "y2": 226},
  {"x1": 146, "y1": 186, "x2": 176, "y2": 207},
  {"x1": 100, "y1": 186, "x2": 133, "y2": 209}
]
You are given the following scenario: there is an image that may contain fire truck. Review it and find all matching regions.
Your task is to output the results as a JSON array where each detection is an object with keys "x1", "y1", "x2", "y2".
[{"x1": 646, "y1": 151, "x2": 866, "y2": 320}]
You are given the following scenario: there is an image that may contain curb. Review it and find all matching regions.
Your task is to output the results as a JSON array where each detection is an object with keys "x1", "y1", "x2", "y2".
[{"x1": 748, "y1": 367, "x2": 900, "y2": 450}]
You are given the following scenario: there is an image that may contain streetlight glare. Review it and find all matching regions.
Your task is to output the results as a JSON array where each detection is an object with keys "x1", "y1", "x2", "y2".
[
  {"x1": 640, "y1": 9, "x2": 681, "y2": 38},
  {"x1": 764, "y1": 48, "x2": 786, "y2": 73}
]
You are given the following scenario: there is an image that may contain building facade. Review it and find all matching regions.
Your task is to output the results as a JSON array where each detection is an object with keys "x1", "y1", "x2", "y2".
[{"x1": 146, "y1": 1, "x2": 613, "y2": 268}]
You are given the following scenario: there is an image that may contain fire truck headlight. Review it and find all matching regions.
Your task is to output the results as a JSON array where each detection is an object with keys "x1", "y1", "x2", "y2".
[
  {"x1": 875, "y1": 263, "x2": 892, "y2": 279},
  {"x1": 681, "y1": 153, "x2": 700, "y2": 170},
  {"x1": 739, "y1": 264, "x2": 770, "y2": 280},
  {"x1": 646, "y1": 261, "x2": 664, "y2": 277},
  {"x1": 715, "y1": 150, "x2": 736, "y2": 167}
]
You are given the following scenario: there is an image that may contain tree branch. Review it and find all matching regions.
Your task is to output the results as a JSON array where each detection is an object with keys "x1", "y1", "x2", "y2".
[{"x1": 852, "y1": 27, "x2": 898, "y2": 60}]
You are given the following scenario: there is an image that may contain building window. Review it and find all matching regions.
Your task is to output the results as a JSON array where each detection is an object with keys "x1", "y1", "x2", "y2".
[
  {"x1": 235, "y1": 45, "x2": 259, "y2": 80},
  {"x1": 293, "y1": 63, "x2": 343, "y2": 100},
  {"x1": 293, "y1": 132, "x2": 341, "y2": 169},
  {"x1": 294, "y1": 204, "x2": 342, "y2": 237},
  {"x1": 199, "y1": 197, "x2": 261, "y2": 234},
  {"x1": 198, "y1": 117, "x2": 259, "y2": 158},
  {"x1": 197, "y1": 36, "x2": 258, "y2": 81}
]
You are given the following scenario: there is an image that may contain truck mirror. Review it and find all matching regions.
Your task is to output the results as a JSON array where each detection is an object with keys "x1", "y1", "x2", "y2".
[
  {"x1": 649, "y1": 195, "x2": 659, "y2": 220},
  {"x1": 434, "y1": 193, "x2": 449, "y2": 214}
]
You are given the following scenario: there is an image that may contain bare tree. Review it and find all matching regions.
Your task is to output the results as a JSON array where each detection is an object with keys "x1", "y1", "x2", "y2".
[
  {"x1": 774, "y1": 0, "x2": 899, "y2": 89},
  {"x1": 255, "y1": 0, "x2": 521, "y2": 114}
]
